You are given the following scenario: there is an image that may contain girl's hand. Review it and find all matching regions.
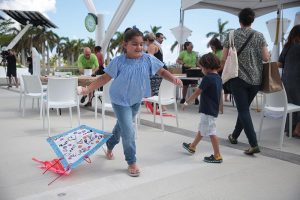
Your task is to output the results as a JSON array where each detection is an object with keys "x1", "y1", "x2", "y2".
[
  {"x1": 77, "y1": 86, "x2": 89, "y2": 95},
  {"x1": 173, "y1": 77, "x2": 183, "y2": 87}
]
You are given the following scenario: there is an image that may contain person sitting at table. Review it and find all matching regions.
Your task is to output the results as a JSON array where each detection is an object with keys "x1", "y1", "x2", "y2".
[
  {"x1": 77, "y1": 47, "x2": 99, "y2": 106},
  {"x1": 176, "y1": 41, "x2": 199, "y2": 104},
  {"x1": 94, "y1": 46, "x2": 105, "y2": 76}
]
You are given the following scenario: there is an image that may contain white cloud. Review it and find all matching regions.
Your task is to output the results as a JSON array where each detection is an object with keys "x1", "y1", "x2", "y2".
[{"x1": 0, "y1": 0, "x2": 56, "y2": 14}]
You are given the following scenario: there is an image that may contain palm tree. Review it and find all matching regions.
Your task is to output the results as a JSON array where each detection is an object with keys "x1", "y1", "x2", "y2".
[
  {"x1": 0, "y1": 19, "x2": 17, "y2": 35},
  {"x1": 170, "y1": 41, "x2": 178, "y2": 53},
  {"x1": 61, "y1": 38, "x2": 84, "y2": 66},
  {"x1": 56, "y1": 36, "x2": 68, "y2": 67},
  {"x1": 206, "y1": 18, "x2": 234, "y2": 44},
  {"x1": 72, "y1": 39, "x2": 85, "y2": 65},
  {"x1": 150, "y1": 25, "x2": 162, "y2": 34},
  {"x1": 85, "y1": 37, "x2": 95, "y2": 50},
  {"x1": 108, "y1": 31, "x2": 124, "y2": 56}
]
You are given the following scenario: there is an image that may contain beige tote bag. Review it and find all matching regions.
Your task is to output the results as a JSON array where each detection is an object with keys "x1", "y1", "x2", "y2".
[{"x1": 222, "y1": 30, "x2": 238, "y2": 84}]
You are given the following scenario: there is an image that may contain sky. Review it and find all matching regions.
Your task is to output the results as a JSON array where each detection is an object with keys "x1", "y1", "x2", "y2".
[{"x1": 0, "y1": 0, "x2": 299, "y2": 65}]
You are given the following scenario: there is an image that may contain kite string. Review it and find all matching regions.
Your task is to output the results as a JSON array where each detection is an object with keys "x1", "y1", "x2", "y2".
[
  {"x1": 48, "y1": 165, "x2": 71, "y2": 186},
  {"x1": 42, "y1": 157, "x2": 64, "y2": 174}
]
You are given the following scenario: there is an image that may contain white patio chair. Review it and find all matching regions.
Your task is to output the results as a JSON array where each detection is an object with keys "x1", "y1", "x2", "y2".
[
  {"x1": 22, "y1": 75, "x2": 44, "y2": 118},
  {"x1": 258, "y1": 87, "x2": 300, "y2": 149},
  {"x1": 101, "y1": 80, "x2": 139, "y2": 136},
  {"x1": 101, "y1": 80, "x2": 113, "y2": 131},
  {"x1": 54, "y1": 71, "x2": 72, "y2": 77},
  {"x1": 94, "y1": 90, "x2": 103, "y2": 119},
  {"x1": 143, "y1": 79, "x2": 178, "y2": 131},
  {"x1": 18, "y1": 75, "x2": 25, "y2": 111},
  {"x1": 43, "y1": 77, "x2": 80, "y2": 137}
]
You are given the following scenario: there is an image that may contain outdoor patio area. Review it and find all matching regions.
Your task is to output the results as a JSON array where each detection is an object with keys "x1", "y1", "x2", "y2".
[{"x1": 1, "y1": 86, "x2": 300, "y2": 200}]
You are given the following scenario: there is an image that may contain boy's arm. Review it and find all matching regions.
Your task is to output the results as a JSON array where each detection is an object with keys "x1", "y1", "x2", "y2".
[{"x1": 185, "y1": 88, "x2": 201, "y2": 105}]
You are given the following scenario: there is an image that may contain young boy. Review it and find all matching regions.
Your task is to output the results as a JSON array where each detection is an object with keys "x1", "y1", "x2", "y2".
[{"x1": 182, "y1": 53, "x2": 223, "y2": 163}]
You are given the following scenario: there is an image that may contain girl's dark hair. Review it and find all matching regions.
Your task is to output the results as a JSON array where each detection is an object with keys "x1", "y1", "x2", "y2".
[
  {"x1": 123, "y1": 27, "x2": 143, "y2": 42},
  {"x1": 238, "y1": 8, "x2": 255, "y2": 26},
  {"x1": 198, "y1": 53, "x2": 220, "y2": 70},
  {"x1": 208, "y1": 38, "x2": 223, "y2": 50},
  {"x1": 284, "y1": 24, "x2": 300, "y2": 48},
  {"x1": 183, "y1": 41, "x2": 192, "y2": 50}
]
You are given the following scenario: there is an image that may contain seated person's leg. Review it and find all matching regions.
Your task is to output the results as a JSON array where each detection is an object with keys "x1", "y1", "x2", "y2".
[{"x1": 180, "y1": 80, "x2": 190, "y2": 104}]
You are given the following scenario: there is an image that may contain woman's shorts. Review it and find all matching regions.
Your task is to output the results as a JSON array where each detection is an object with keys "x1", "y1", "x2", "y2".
[
  {"x1": 198, "y1": 113, "x2": 217, "y2": 136},
  {"x1": 182, "y1": 79, "x2": 198, "y2": 86}
]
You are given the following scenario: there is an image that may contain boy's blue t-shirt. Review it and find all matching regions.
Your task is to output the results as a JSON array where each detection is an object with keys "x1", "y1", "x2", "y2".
[
  {"x1": 199, "y1": 73, "x2": 222, "y2": 117},
  {"x1": 104, "y1": 53, "x2": 164, "y2": 106}
]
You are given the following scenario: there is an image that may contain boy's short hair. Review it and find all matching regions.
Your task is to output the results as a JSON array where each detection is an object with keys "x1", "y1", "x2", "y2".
[{"x1": 198, "y1": 53, "x2": 220, "y2": 70}]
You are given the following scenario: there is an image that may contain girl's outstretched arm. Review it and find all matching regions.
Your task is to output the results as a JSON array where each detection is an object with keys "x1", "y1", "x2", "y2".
[
  {"x1": 80, "y1": 73, "x2": 112, "y2": 95},
  {"x1": 157, "y1": 68, "x2": 183, "y2": 87}
]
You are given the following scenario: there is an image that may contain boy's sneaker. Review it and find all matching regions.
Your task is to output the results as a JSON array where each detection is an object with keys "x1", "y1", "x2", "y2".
[
  {"x1": 228, "y1": 134, "x2": 238, "y2": 144},
  {"x1": 204, "y1": 155, "x2": 223, "y2": 163},
  {"x1": 244, "y1": 146, "x2": 260, "y2": 155},
  {"x1": 182, "y1": 142, "x2": 195, "y2": 154},
  {"x1": 180, "y1": 98, "x2": 186, "y2": 104}
]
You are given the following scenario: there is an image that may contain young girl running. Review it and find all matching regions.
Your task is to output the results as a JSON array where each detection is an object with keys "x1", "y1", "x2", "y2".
[
  {"x1": 79, "y1": 27, "x2": 182, "y2": 176},
  {"x1": 182, "y1": 53, "x2": 223, "y2": 163}
]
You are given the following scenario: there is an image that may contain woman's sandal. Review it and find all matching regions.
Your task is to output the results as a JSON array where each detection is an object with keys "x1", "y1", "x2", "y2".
[{"x1": 127, "y1": 165, "x2": 140, "y2": 177}]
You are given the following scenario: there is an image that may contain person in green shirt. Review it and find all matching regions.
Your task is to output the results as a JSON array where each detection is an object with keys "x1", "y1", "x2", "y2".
[
  {"x1": 77, "y1": 47, "x2": 99, "y2": 106},
  {"x1": 176, "y1": 41, "x2": 199, "y2": 104},
  {"x1": 77, "y1": 47, "x2": 99, "y2": 75},
  {"x1": 208, "y1": 38, "x2": 223, "y2": 61}
]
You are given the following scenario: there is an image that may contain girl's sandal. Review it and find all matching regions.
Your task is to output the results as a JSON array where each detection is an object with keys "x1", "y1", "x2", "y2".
[{"x1": 127, "y1": 166, "x2": 140, "y2": 177}]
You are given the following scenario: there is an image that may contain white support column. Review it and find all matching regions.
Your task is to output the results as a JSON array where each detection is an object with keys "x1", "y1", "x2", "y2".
[
  {"x1": 32, "y1": 47, "x2": 41, "y2": 76},
  {"x1": 101, "y1": 0, "x2": 135, "y2": 56},
  {"x1": 6, "y1": 23, "x2": 32, "y2": 50},
  {"x1": 83, "y1": 0, "x2": 97, "y2": 14},
  {"x1": 95, "y1": 13, "x2": 104, "y2": 46}
]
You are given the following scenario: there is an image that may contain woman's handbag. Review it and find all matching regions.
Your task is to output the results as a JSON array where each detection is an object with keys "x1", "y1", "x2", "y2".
[
  {"x1": 261, "y1": 62, "x2": 283, "y2": 93},
  {"x1": 221, "y1": 30, "x2": 238, "y2": 84}
]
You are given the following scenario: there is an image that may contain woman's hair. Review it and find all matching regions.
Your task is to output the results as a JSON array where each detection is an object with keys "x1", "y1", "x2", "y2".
[
  {"x1": 183, "y1": 41, "x2": 192, "y2": 50},
  {"x1": 198, "y1": 53, "x2": 220, "y2": 70},
  {"x1": 238, "y1": 8, "x2": 255, "y2": 26},
  {"x1": 208, "y1": 38, "x2": 223, "y2": 50},
  {"x1": 284, "y1": 24, "x2": 300, "y2": 48},
  {"x1": 123, "y1": 27, "x2": 143, "y2": 42},
  {"x1": 144, "y1": 32, "x2": 156, "y2": 42},
  {"x1": 94, "y1": 46, "x2": 102, "y2": 52}
]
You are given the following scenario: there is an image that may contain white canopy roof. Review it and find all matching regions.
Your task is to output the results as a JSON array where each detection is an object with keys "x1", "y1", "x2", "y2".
[{"x1": 181, "y1": 0, "x2": 300, "y2": 17}]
